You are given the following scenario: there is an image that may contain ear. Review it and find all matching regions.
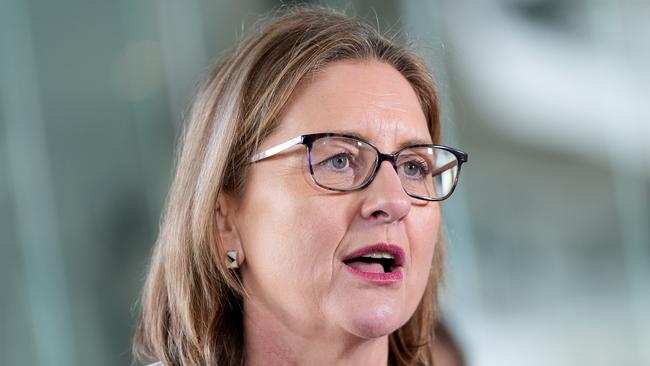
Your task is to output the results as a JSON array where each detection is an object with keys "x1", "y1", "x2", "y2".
[{"x1": 216, "y1": 192, "x2": 245, "y2": 266}]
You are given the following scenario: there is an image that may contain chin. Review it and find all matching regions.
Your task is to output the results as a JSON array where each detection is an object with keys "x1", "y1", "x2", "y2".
[{"x1": 343, "y1": 302, "x2": 406, "y2": 339}]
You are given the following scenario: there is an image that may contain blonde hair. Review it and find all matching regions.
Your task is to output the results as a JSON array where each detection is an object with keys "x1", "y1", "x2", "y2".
[{"x1": 133, "y1": 6, "x2": 443, "y2": 366}]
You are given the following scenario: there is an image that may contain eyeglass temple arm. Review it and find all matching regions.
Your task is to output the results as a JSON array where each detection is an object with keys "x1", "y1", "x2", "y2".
[
  {"x1": 250, "y1": 136, "x2": 304, "y2": 163},
  {"x1": 430, "y1": 159, "x2": 460, "y2": 177}
]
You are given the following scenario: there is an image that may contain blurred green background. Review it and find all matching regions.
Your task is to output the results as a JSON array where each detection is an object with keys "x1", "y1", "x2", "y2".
[{"x1": 1, "y1": 0, "x2": 648, "y2": 365}]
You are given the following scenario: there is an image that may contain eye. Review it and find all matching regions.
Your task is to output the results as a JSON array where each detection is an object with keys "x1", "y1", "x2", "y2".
[
  {"x1": 322, "y1": 153, "x2": 351, "y2": 170},
  {"x1": 400, "y1": 159, "x2": 429, "y2": 178}
]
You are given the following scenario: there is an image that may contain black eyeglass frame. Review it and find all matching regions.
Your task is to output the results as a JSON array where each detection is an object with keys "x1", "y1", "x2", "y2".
[{"x1": 250, "y1": 132, "x2": 468, "y2": 201}]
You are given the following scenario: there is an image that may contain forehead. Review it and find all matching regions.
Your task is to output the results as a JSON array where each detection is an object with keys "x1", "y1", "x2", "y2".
[{"x1": 269, "y1": 60, "x2": 431, "y2": 150}]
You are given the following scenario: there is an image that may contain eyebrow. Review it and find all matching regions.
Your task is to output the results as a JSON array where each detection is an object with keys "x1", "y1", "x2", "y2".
[{"x1": 327, "y1": 129, "x2": 433, "y2": 151}]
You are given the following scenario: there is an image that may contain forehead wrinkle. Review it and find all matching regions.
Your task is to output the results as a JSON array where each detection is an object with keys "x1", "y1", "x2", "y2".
[
  {"x1": 351, "y1": 93, "x2": 428, "y2": 150},
  {"x1": 334, "y1": 89, "x2": 413, "y2": 120},
  {"x1": 363, "y1": 93, "x2": 411, "y2": 114},
  {"x1": 328, "y1": 118, "x2": 431, "y2": 153}
]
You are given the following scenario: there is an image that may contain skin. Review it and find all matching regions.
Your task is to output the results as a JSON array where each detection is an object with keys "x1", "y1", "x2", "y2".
[{"x1": 217, "y1": 60, "x2": 440, "y2": 366}]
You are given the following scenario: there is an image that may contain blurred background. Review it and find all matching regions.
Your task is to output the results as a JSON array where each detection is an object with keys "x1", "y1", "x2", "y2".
[{"x1": 1, "y1": 0, "x2": 648, "y2": 365}]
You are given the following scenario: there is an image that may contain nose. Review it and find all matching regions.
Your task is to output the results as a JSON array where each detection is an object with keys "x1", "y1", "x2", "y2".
[{"x1": 360, "y1": 161, "x2": 411, "y2": 222}]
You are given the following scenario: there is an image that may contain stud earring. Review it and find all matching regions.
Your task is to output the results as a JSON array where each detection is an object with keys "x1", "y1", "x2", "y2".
[{"x1": 226, "y1": 250, "x2": 239, "y2": 269}]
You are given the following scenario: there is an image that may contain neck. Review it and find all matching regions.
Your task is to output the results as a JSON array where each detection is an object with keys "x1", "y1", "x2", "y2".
[{"x1": 242, "y1": 299, "x2": 390, "y2": 366}]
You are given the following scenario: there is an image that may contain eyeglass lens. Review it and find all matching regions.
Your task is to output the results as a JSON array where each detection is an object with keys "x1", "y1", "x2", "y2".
[{"x1": 308, "y1": 136, "x2": 459, "y2": 200}]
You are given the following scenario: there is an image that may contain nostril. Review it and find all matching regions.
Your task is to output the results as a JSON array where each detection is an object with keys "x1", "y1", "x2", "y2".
[{"x1": 371, "y1": 210, "x2": 388, "y2": 219}]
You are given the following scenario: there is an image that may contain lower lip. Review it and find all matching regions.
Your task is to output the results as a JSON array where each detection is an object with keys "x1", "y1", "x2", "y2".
[{"x1": 344, "y1": 264, "x2": 403, "y2": 285}]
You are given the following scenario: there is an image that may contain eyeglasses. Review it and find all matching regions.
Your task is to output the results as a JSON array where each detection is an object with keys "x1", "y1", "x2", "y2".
[{"x1": 250, "y1": 133, "x2": 468, "y2": 201}]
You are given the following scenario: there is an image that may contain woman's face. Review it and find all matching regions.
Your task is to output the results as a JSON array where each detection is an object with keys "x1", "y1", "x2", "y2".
[{"x1": 231, "y1": 60, "x2": 440, "y2": 340}]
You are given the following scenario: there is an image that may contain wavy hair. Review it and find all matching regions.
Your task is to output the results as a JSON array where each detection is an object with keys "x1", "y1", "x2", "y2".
[{"x1": 133, "y1": 6, "x2": 443, "y2": 366}]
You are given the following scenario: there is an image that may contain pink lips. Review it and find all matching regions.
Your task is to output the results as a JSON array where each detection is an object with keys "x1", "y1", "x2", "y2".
[{"x1": 342, "y1": 243, "x2": 405, "y2": 285}]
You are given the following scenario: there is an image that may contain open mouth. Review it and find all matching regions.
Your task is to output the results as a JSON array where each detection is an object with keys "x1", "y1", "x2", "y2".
[
  {"x1": 343, "y1": 253, "x2": 398, "y2": 273},
  {"x1": 341, "y1": 244, "x2": 405, "y2": 279}
]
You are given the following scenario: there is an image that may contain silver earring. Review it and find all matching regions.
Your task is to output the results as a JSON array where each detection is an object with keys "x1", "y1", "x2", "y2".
[{"x1": 226, "y1": 250, "x2": 239, "y2": 269}]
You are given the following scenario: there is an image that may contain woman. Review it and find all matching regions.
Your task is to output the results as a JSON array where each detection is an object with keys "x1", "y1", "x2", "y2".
[{"x1": 133, "y1": 6, "x2": 467, "y2": 366}]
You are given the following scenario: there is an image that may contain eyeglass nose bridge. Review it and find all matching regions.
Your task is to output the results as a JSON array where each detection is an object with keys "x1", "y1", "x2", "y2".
[
  {"x1": 358, "y1": 151, "x2": 403, "y2": 190},
  {"x1": 377, "y1": 152, "x2": 400, "y2": 171}
]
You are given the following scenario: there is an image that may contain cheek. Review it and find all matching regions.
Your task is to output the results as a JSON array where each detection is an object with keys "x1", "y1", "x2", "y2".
[
  {"x1": 236, "y1": 170, "x2": 351, "y2": 308},
  {"x1": 407, "y1": 204, "x2": 440, "y2": 299}
]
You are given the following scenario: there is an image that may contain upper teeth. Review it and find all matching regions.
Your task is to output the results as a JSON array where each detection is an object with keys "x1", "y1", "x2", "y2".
[{"x1": 362, "y1": 252, "x2": 394, "y2": 259}]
